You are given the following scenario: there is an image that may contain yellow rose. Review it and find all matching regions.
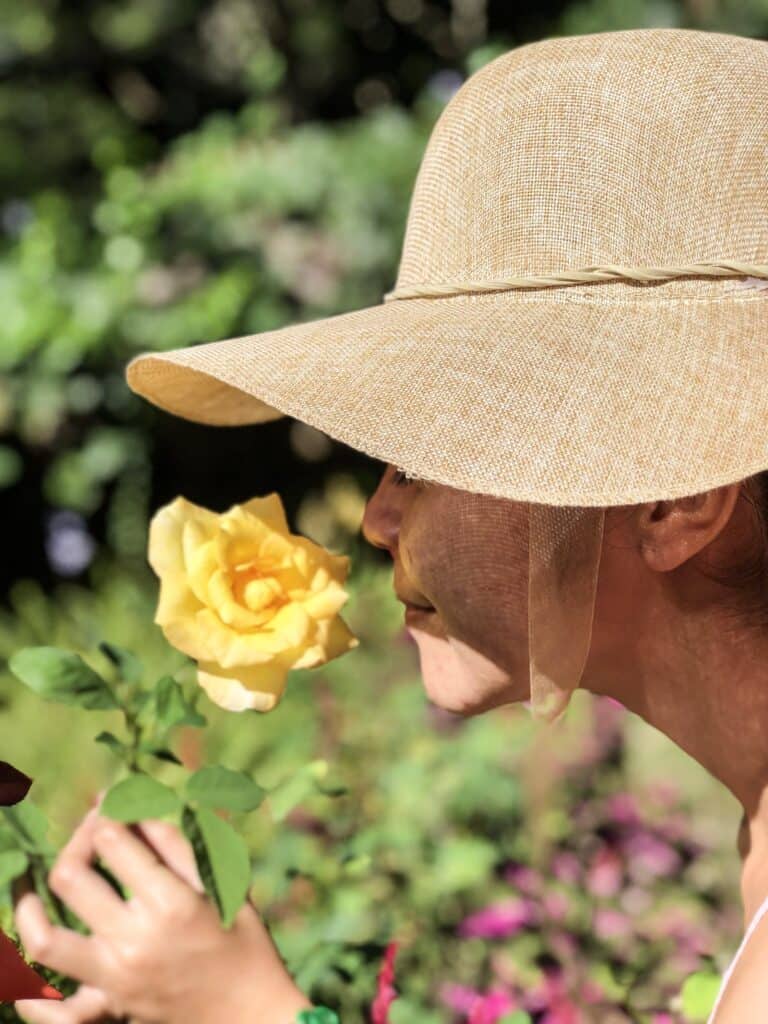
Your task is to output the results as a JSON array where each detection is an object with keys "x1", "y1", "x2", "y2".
[{"x1": 147, "y1": 493, "x2": 359, "y2": 712}]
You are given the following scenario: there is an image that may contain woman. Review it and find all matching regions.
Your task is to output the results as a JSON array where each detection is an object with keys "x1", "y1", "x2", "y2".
[{"x1": 13, "y1": 26, "x2": 768, "y2": 1024}]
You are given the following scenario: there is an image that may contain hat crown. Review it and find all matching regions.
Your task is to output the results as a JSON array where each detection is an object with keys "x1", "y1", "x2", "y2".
[{"x1": 395, "y1": 28, "x2": 768, "y2": 299}]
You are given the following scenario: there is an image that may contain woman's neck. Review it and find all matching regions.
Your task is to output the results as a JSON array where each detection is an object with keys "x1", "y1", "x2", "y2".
[{"x1": 586, "y1": 603, "x2": 768, "y2": 926}]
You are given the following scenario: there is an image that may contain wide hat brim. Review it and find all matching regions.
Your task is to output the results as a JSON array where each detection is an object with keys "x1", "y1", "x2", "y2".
[{"x1": 125, "y1": 289, "x2": 768, "y2": 507}]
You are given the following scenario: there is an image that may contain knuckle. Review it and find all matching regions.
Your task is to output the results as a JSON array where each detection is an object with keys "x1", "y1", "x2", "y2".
[
  {"x1": 159, "y1": 891, "x2": 201, "y2": 927},
  {"x1": 115, "y1": 938, "x2": 148, "y2": 971},
  {"x1": 22, "y1": 930, "x2": 52, "y2": 960},
  {"x1": 94, "y1": 820, "x2": 121, "y2": 844},
  {"x1": 49, "y1": 860, "x2": 76, "y2": 893}
]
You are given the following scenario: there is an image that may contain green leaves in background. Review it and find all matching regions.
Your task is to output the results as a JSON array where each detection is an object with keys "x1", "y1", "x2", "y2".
[
  {"x1": 137, "y1": 675, "x2": 207, "y2": 735},
  {"x1": 181, "y1": 805, "x2": 251, "y2": 929},
  {"x1": 1, "y1": 800, "x2": 55, "y2": 857},
  {"x1": 681, "y1": 970, "x2": 722, "y2": 1021},
  {"x1": 101, "y1": 773, "x2": 181, "y2": 822},
  {"x1": 9, "y1": 646, "x2": 119, "y2": 710},
  {"x1": 98, "y1": 641, "x2": 143, "y2": 684},
  {"x1": 186, "y1": 765, "x2": 266, "y2": 813},
  {"x1": 0, "y1": 850, "x2": 28, "y2": 887}
]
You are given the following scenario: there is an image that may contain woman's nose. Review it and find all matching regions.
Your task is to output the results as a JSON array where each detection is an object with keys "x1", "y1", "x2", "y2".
[{"x1": 361, "y1": 467, "x2": 403, "y2": 555}]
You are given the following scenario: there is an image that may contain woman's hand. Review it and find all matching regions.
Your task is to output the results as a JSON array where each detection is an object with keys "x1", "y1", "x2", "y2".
[{"x1": 13, "y1": 805, "x2": 313, "y2": 1024}]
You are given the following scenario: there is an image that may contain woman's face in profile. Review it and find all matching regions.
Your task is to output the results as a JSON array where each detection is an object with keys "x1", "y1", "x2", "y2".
[{"x1": 361, "y1": 464, "x2": 532, "y2": 715}]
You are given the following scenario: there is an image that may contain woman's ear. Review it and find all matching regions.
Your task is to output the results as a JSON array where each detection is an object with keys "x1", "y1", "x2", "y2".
[{"x1": 637, "y1": 482, "x2": 743, "y2": 572}]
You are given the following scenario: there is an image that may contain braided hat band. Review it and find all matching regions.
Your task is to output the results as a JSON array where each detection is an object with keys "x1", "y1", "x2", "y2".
[{"x1": 383, "y1": 260, "x2": 768, "y2": 301}]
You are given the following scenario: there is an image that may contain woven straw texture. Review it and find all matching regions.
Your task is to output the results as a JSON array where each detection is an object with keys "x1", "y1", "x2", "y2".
[{"x1": 126, "y1": 27, "x2": 768, "y2": 507}]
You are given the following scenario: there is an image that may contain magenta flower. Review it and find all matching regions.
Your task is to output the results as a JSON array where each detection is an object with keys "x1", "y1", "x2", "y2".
[
  {"x1": 371, "y1": 941, "x2": 399, "y2": 1024},
  {"x1": 458, "y1": 897, "x2": 538, "y2": 939},
  {"x1": 467, "y1": 988, "x2": 518, "y2": 1024}
]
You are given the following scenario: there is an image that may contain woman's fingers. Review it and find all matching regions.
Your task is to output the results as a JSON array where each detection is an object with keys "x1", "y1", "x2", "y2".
[
  {"x1": 91, "y1": 818, "x2": 202, "y2": 915},
  {"x1": 14, "y1": 893, "x2": 107, "y2": 990},
  {"x1": 16, "y1": 984, "x2": 111, "y2": 1023},
  {"x1": 133, "y1": 819, "x2": 204, "y2": 893},
  {"x1": 48, "y1": 809, "x2": 131, "y2": 935}
]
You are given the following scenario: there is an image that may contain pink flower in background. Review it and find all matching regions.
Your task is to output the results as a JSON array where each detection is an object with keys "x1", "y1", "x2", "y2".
[
  {"x1": 504, "y1": 863, "x2": 540, "y2": 895},
  {"x1": 467, "y1": 988, "x2": 518, "y2": 1024},
  {"x1": 579, "y1": 978, "x2": 606, "y2": 1005},
  {"x1": 623, "y1": 831, "x2": 681, "y2": 880},
  {"x1": 542, "y1": 890, "x2": 571, "y2": 922},
  {"x1": 540, "y1": 1001, "x2": 582, "y2": 1024},
  {"x1": 552, "y1": 851, "x2": 582, "y2": 885},
  {"x1": 604, "y1": 792, "x2": 641, "y2": 826},
  {"x1": 655, "y1": 810, "x2": 690, "y2": 844},
  {"x1": 586, "y1": 845, "x2": 623, "y2": 898},
  {"x1": 594, "y1": 907, "x2": 633, "y2": 940},
  {"x1": 548, "y1": 930, "x2": 578, "y2": 960},
  {"x1": 458, "y1": 897, "x2": 538, "y2": 939},
  {"x1": 440, "y1": 983, "x2": 485, "y2": 1015},
  {"x1": 525, "y1": 972, "x2": 584, "y2": 1023},
  {"x1": 371, "y1": 941, "x2": 399, "y2": 1024}
]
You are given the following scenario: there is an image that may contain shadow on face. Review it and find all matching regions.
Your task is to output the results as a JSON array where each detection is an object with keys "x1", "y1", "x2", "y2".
[{"x1": 361, "y1": 464, "x2": 531, "y2": 716}]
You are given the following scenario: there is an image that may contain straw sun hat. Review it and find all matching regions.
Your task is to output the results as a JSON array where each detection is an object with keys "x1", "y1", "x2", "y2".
[{"x1": 126, "y1": 27, "x2": 768, "y2": 723}]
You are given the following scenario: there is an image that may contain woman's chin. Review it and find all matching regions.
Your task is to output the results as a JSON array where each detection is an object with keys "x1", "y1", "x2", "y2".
[{"x1": 406, "y1": 621, "x2": 524, "y2": 717}]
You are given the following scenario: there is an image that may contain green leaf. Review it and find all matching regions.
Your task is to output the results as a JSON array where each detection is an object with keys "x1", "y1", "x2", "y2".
[
  {"x1": 181, "y1": 805, "x2": 250, "y2": 929},
  {"x1": 137, "y1": 743, "x2": 183, "y2": 766},
  {"x1": 9, "y1": 647, "x2": 119, "y2": 710},
  {"x1": 98, "y1": 642, "x2": 143, "y2": 684},
  {"x1": 315, "y1": 782, "x2": 348, "y2": 797},
  {"x1": 0, "y1": 850, "x2": 28, "y2": 886},
  {"x1": 140, "y1": 676, "x2": 207, "y2": 734},
  {"x1": 94, "y1": 731, "x2": 129, "y2": 759},
  {"x1": 185, "y1": 766, "x2": 267, "y2": 813},
  {"x1": 680, "y1": 971, "x2": 722, "y2": 1021},
  {"x1": 101, "y1": 774, "x2": 182, "y2": 823},
  {"x1": 498, "y1": 1014, "x2": 533, "y2": 1024},
  {"x1": 2, "y1": 800, "x2": 54, "y2": 856},
  {"x1": 297, "y1": 1010, "x2": 341, "y2": 1024}
]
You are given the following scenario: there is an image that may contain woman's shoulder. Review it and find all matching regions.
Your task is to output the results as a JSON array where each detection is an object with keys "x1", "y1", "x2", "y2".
[{"x1": 708, "y1": 892, "x2": 768, "y2": 1023}]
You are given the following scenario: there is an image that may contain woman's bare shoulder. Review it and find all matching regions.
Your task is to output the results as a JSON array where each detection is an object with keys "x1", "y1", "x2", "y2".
[{"x1": 710, "y1": 906, "x2": 768, "y2": 1023}]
